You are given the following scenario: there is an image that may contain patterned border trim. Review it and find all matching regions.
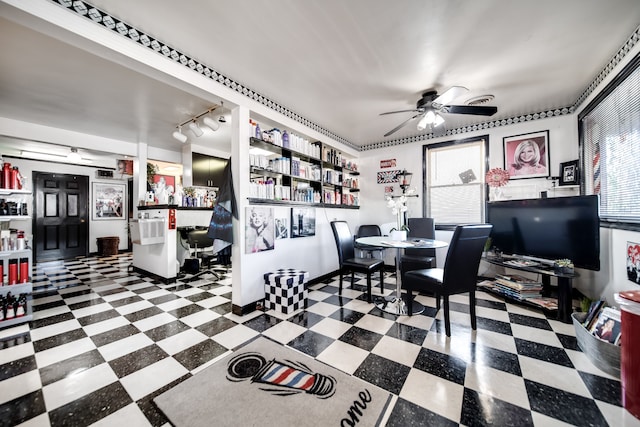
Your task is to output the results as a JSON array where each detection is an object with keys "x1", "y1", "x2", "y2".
[{"x1": 49, "y1": 1, "x2": 639, "y2": 153}]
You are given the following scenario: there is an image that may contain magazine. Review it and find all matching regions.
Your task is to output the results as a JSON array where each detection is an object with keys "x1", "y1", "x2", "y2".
[{"x1": 589, "y1": 307, "x2": 621, "y2": 345}]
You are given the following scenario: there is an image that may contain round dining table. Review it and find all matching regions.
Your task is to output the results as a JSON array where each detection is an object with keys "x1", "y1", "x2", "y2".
[{"x1": 355, "y1": 236, "x2": 448, "y2": 315}]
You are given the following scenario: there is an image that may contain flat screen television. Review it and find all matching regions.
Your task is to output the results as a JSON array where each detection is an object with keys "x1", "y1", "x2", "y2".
[{"x1": 486, "y1": 195, "x2": 600, "y2": 270}]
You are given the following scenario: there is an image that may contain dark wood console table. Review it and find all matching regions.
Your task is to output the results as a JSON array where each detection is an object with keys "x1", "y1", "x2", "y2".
[{"x1": 484, "y1": 256, "x2": 579, "y2": 323}]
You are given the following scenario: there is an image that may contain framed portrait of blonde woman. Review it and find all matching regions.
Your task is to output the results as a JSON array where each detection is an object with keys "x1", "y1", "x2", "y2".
[{"x1": 503, "y1": 130, "x2": 550, "y2": 180}]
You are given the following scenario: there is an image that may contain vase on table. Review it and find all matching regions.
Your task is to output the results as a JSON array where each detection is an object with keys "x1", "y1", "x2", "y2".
[{"x1": 390, "y1": 230, "x2": 407, "y2": 241}]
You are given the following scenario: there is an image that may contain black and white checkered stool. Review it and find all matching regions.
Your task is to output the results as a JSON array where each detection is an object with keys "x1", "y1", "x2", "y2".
[{"x1": 263, "y1": 269, "x2": 309, "y2": 314}]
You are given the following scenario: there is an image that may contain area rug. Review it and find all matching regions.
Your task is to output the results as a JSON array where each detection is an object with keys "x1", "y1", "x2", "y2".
[{"x1": 154, "y1": 337, "x2": 393, "y2": 426}]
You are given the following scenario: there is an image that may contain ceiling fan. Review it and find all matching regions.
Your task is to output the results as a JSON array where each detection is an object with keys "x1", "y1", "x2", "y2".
[{"x1": 380, "y1": 86, "x2": 497, "y2": 137}]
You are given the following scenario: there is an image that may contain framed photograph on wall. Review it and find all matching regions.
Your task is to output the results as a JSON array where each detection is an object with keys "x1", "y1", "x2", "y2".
[
  {"x1": 377, "y1": 169, "x2": 401, "y2": 184},
  {"x1": 503, "y1": 130, "x2": 550, "y2": 180},
  {"x1": 291, "y1": 207, "x2": 316, "y2": 238},
  {"x1": 245, "y1": 206, "x2": 275, "y2": 253},
  {"x1": 93, "y1": 182, "x2": 126, "y2": 220},
  {"x1": 559, "y1": 160, "x2": 579, "y2": 186}
]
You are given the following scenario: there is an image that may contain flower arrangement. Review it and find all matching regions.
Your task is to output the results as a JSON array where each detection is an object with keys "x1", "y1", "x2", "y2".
[
  {"x1": 485, "y1": 168, "x2": 510, "y2": 188},
  {"x1": 386, "y1": 187, "x2": 416, "y2": 231},
  {"x1": 554, "y1": 258, "x2": 574, "y2": 274}
]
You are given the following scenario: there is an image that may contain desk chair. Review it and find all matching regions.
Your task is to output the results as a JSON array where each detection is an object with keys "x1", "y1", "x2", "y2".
[
  {"x1": 330, "y1": 221, "x2": 385, "y2": 303},
  {"x1": 185, "y1": 228, "x2": 221, "y2": 281},
  {"x1": 403, "y1": 224, "x2": 492, "y2": 336},
  {"x1": 354, "y1": 224, "x2": 384, "y2": 259}
]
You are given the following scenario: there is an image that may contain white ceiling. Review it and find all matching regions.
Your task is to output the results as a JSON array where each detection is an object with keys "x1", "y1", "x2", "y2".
[{"x1": 0, "y1": 0, "x2": 639, "y2": 160}]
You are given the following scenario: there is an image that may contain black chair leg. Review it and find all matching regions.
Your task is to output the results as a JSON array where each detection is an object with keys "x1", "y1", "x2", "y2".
[
  {"x1": 339, "y1": 269, "x2": 343, "y2": 295},
  {"x1": 407, "y1": 288, "x2": 414, "y2": 315},
  {"x1": 470, "y1": 291, "x2": 477, "y2": 330},
  {"x1": 443, "y1": 295, "x2": 451, "y2": 337},
  {"x1": 435, "y1": 294, "x2": 441, "y2": 311},
  {"x1": 366, "y1": 273, "x2": 372, "y2": 303},
  {"x1": 379, "y1": 268, "x2": 384, "y2": 293}
]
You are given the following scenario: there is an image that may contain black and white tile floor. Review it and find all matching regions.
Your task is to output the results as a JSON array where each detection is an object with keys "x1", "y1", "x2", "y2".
[{"x1": 1, "y1": 253, "x2": 638, "y2": 426}]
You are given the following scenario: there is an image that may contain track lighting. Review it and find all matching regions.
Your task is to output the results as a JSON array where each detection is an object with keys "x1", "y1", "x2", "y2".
[
  {"x1": 67, "y1": 147, "x2": 81, "y2": 162},
  {"x1": 203, "y1": 115, "x2": 220, "y2": 131},
  {"x1": 172, "y1": 103, "x2": 226, "y2": 142},
  {"x1": 172, "y1": 126, "x2": 188, "y2": 143},
  {"x1": 188, "y1": 120, "x2": 204, "y2": 137}
]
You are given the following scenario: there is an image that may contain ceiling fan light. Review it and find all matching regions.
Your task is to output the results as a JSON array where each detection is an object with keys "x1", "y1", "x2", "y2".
[
  {"x1": 424, "y1": 110, "x2": 436, "y2": 124},
  {"x1": 433, "y1": 113, "x2": 445, "y2": 127},
  {"x1": 416, "y1": 114, "x2": 429, "y2": 131},
  {"x1": 188, "y1": 120, "x2": 203, "y2": 137},
  {"x1": 202, "y1": 116, "x2": 220, "y2": 131},
  {"x1": 172, "y1": 127, "x2": 188, "y2": 143}
]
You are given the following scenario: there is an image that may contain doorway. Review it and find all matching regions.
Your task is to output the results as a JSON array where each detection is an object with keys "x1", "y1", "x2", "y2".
[{"x1": 33, "y1": 172, "x2": 89, "y2": 262}]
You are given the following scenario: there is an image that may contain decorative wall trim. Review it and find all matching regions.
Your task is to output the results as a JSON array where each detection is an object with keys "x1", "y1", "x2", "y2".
[{"x1": 49, "y1": 1, "x2": 639, "y2": 153}]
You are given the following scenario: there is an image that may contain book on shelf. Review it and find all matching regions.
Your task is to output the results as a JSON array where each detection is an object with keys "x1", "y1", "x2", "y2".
[
  {"x1": 504, "y1": 259, "x2": 541, "y2": 268},
  {"x1": 495, "y1": 273, "x2": 540, "y2": 284},
  {"x1": 494, "y1": 278, "x2": 542, "y2": 291}
]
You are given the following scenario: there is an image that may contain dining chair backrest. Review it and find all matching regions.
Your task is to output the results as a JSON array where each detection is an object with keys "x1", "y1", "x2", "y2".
[
  {"x1": 441, "y1": 224, "x2": 493, "y2": 294},
  {"x1": 356, "y1": 224, "x2": 382, "y2": 239},
  {"x1": 405, "y1": 218, "x2": 436, "y2": 257},
  {"x1": 330, "y1": 221, "x2": 356, "y2": 263}
]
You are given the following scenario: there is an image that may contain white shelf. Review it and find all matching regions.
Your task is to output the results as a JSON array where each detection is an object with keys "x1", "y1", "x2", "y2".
[
  {"x1": 0, "y1": 282, "x2": 32, "y2": 295},
  {"x1": 0, "y1": 189, "x2": 31, "y2": 195},
  {"x1": 0, "y1": 216, "x2": 31, "y2": 222}
]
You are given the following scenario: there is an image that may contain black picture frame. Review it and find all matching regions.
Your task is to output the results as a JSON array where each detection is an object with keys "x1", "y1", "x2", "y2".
[
  {"x1": 559, "y1": 160, "x2": 579, "y2": 186},
  {"x1": 291, "y1": 207, "x2": 316, "y2": 238},
  {"x1": 503, "y1": 130, "x2": 550, "y2": 180}
]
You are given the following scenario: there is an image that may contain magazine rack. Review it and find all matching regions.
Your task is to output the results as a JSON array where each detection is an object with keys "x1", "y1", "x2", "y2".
[
  {"x1": 484, "y1": 255, "x2": 579, "y2": 323},
  {"x1": 572, "y1": 312, "x2": 620, "y2": 377}
]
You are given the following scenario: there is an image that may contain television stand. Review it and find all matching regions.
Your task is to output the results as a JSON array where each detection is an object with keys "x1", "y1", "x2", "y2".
[{"x1": 483, "y1": 255, "x2": 579, "y2": 323}]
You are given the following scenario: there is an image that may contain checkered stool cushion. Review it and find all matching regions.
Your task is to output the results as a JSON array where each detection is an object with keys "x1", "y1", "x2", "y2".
[{"x1": 264, "y1": 269, "x2": 309, "y2": 314}]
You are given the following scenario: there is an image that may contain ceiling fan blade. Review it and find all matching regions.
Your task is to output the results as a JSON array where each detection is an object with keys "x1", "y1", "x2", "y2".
[
  {"x1": 384, "y1": 113, "x2": 421, "y2": 137},
  {"x1": 441, "y1": 105, "x2": 498, "y2": 116},
  {"x1": 380, "y1": 109, "x2": 421, "y2": 116},
  {"x1": 432, "y1": 86, "x2": 468, "y2": 107}
]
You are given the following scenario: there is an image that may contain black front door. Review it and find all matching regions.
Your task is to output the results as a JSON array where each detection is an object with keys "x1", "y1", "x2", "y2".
[{"x1": 34, "y1": 172, "x2": 89, "y2": 262}]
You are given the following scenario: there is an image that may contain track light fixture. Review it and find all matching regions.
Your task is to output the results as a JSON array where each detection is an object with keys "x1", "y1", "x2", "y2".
[
  {"x1": 172, "y1": 126, "x2": 188, "y2": 143},
  {"x1": 67, "y1": 147, "x2": 81, "y2": 162},
  {"x1": 188, "y1": 120, "x2": 204, "y2": 137},
  {"x1": 203, "y1": 115, "x2": 220, "y2": 131},
  {"x1": 172, "y1": 103, "x2": 224, "y2": 142}
]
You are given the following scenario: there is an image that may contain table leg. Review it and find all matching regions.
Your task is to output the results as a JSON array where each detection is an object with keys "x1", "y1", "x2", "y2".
[
  {"x1": 375, "y1": 247, "x2": 425, "y2": 315},
  {"x1": 557, "y1": 277, "x2": 573, "y2": 323}
]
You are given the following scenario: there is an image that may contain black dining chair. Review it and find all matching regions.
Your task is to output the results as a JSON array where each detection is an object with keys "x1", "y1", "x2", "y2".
[
  {"x1": 354, "y1": 224, "x2": 384, "y2": 259},
  {"x1": 330, "y1": 221, "x2": 385, "y2": 302},
  {"x1": 402, "y1": 224, "x2": 492, "y2": 336},
  {"x1": 400, "y1": 218, "x2": 437, "y2": 275}
]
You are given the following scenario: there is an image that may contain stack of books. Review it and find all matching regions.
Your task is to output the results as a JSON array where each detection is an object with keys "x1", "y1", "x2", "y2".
[{"x1": 492, "y1": 274, "x2": 543, "y2": 300}]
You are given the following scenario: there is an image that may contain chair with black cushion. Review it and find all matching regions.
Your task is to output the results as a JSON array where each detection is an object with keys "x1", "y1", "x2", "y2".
[
  {"x1": 402, "y1": 224, "x2": 492, "y2": 336},
  {"x1": 185, "y1": 228, "x2": 221, "y2": 281},
  {"x1": 354, "y1": 224, "x2": 384, "y2": 259},
  {"x1": 330, "y1": 221, "x2": 385, "y2": 302},
  {"x1": 400, "y1": 218, "x2": 437, "y2": 275}
]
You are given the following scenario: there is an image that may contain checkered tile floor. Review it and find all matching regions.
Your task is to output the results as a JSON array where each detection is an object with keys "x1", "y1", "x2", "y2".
[{"x1": 0, "y1": 253, "x2": 638, "y2": 426}]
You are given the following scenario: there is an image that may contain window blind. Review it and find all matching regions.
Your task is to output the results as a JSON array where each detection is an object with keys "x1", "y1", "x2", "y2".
[{"x1": 581, "y1": 54, "x2": 640, "y2": 224}]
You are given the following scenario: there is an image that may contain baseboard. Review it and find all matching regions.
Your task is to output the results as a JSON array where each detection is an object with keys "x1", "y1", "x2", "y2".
[{"x1": 132, "y1": 266, "x2": 176, "y2": 284}]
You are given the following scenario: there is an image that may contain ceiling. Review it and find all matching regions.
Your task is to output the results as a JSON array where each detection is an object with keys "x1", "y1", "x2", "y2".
[{"x1": 1, "y1": 0, "x2": 639, "y2": 160}]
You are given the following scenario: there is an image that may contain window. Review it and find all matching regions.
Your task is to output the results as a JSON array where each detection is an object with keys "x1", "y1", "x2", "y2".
[
  {"x1": 424, "y1": 136, "x2": 488, "y2": 226},
  {"x1": 580, "y1": 54, "x2": 640, "y2": 226}
]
